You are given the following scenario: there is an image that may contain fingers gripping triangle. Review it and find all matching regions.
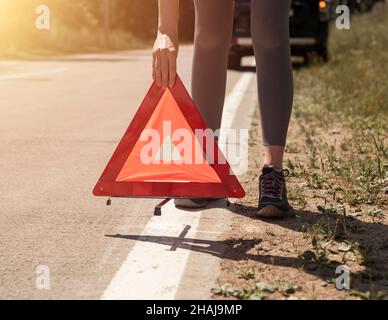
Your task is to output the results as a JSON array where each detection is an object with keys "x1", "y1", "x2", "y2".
[{"x1": 93, "y1": 75, "x2": 245, "y2": 199}]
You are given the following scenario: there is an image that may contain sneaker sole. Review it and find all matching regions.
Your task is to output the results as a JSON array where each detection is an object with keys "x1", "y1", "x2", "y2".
[{"x1": 257, "y1": 205, "x2": 293, "y2": 218}]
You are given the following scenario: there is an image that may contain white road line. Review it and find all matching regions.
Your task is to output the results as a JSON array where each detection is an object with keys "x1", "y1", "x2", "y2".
[
  {"x1": 101, "y1": 67, "x2": 255, "y2": 300},
  {"x1": 220, "y1": 58, "x2": 256, "y2": 175},
  {"x1": 101, "y1": 201, "x2": 201, "y2": 300},
  {"x1": 0, "y1": 67, "x2": 67, "y2": 81},
  {"x1": 220, "y1": 58, "x2": 255, "y2": 140}
]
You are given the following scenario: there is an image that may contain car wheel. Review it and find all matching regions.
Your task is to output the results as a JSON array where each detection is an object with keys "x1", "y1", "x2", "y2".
[
  {"x1": 320, "y1": 47, "x2": 329, "y2": 63},
  {"x1": 302, "y1": 52, "x2": 310, "y2": 66},
  {"x1": 319, "y1": 22, "x2": 329, "y2": 63},
  {"x1": 228, "y1": 52, "x2": 241, "y2": 70}
]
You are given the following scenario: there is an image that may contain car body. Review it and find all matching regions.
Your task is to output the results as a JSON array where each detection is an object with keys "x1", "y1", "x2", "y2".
[
  {"x1": 347, "y1": 0, "x2": 379, "y2": 12},
  {"x1": 228, "y1": 0, "x2": 333, "y2": 68}
]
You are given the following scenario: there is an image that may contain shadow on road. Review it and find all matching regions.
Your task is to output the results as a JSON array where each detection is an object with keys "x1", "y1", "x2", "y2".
[{"x1": 106, "y1": 204, "x2": 388, "y2": 294}]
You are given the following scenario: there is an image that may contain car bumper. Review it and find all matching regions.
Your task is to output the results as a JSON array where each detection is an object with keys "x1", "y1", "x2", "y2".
[{"x1": 235, "y1": 37, "x2": 319, "y2": 46}]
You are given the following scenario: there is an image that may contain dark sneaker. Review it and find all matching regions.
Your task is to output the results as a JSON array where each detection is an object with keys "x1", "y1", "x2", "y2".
[
  {"x1": 258, "y1": 165, "x2": 293, "y2": 217},
  {"x1": 174, "y1": 198, "x2": 209, "y2": 209}
]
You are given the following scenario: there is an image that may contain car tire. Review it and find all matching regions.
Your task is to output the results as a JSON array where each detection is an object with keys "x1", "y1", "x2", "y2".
[
  {"x1": 228, "y1": 52, "x2": 241, "y2": 70},
  {"x1": 319, "y1": 22, "x2": 329, "y2": 63},
  {"x1": 320, "y1": 47, "x2": 329, "y2": 63}
]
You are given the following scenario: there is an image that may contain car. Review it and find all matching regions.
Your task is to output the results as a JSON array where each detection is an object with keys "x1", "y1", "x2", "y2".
[
  {"x1": 347, "y1": 0, "x2": 377, "y2": 12},
  {"x1": 228, "y1": 0, "x2": 333, "y2": 69}
]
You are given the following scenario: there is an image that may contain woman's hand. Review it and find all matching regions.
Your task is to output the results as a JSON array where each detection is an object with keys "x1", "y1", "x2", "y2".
[{"x1": 152, "y1": 32, "x2": 178, "y2": 89}]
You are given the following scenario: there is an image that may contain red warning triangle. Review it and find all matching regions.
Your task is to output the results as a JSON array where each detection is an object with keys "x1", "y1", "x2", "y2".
[{"x1": 93, "y1": 75, "x2": 245, "y2": 199}]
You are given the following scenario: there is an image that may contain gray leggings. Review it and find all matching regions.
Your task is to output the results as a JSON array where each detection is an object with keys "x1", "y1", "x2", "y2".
[{"x1": 191, "y1": 0, "x2": 293, "y2": 146}]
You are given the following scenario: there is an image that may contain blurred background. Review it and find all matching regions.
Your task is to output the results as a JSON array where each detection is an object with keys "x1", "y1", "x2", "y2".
[
  {"x1": 0, "y1": 0, "x2": 195, "y2": 57},
  {"x1": 0, "y1": 0, "x2": 384, "y2": 58}
]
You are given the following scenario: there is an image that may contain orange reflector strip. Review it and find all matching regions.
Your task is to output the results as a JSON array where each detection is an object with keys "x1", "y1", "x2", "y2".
[{"x1": 116, "y1": 89, "x2": 222, "y2": 183}]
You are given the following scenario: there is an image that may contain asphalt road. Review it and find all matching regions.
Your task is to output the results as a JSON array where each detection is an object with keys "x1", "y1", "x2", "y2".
[{"x1": 0, "y1": 46, "x2": 258, "y2": 299}]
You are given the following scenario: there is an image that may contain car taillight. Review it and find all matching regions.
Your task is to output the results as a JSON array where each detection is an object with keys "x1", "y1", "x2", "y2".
[
  {"x1": 318, "y1": 0, "x2": 330, "y2": 21},
  {"x1": 319, "y1": 0, "x2": 327, "y2": 10}
]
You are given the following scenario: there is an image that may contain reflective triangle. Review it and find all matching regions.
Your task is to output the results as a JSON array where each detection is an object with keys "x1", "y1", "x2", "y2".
[
  {"x1": 93, "y1": 75, "x2": 245, "y2": 199},
  {"x1": 154, "y1": 136, "x2": 182, "y2": 163}
]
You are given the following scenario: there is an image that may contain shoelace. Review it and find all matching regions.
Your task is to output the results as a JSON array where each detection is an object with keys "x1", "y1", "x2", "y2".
[{"x1": 260, "y1": 168, "x2": 289, "y2": 197}]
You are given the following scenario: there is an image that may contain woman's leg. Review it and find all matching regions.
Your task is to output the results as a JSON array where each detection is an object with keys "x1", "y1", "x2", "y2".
[
  {"x1": 175, "y1": 0, "x2": 234, "y2": 209},
  {"x1": 251, "y1": 0, "x2": 293, "y2": 168},
  {"x1": 251, "y1": 0, "x2": 294, "y2": 217},
  {"x1": 191, "y1": 0, "x2": 234, "y2": 132}
]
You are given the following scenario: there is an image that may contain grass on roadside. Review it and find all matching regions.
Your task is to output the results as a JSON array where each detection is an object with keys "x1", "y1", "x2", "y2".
[
  {"x1": 214, "y1": 5, "x2": 387, "y2": 300},
  {"x1": 292, "y1": 4, "x2": 387, "y2": 214}
]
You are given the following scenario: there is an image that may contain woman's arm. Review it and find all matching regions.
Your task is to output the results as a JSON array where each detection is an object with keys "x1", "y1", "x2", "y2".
[{"x1": 153, "y1": 0, "x2": 179, "y2": 89}]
